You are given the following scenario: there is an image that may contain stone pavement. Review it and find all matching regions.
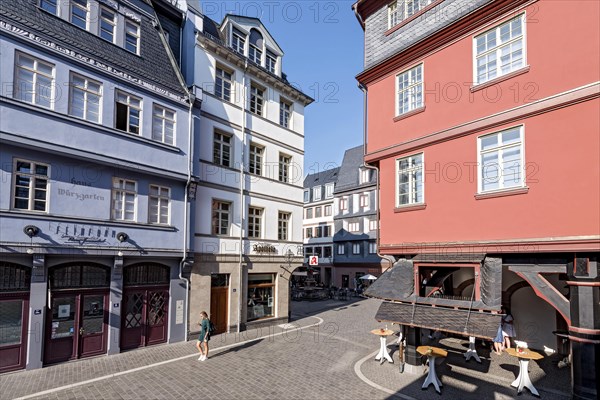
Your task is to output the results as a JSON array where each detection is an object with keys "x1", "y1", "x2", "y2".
[{"x1": 1, "y1": 298, "x2": 571, "y2": 399}]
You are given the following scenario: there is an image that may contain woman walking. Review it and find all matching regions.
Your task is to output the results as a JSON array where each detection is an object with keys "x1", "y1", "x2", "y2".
[{"x1": 196, "y1": 311, "x2": 211, "y2": 361}]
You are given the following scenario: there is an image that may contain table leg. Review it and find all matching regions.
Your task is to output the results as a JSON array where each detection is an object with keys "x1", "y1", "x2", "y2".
[
  {"x1": 375, "y1": 337, "x2": 393, "y2": 364},
  {"x1": 464, "y1": 336, "x2": 481, "y2": 363},
  {"x1": 516, "y1": 359, "x2": 539, "y2": 396},
  {"x1": 422, "y1": 355, "x2": 442, "y2": 394}
]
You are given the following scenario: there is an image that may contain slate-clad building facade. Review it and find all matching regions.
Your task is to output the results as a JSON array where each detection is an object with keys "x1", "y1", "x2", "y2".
[{"x1": 0, "y1": 0, "x2": 195, "y2": 372}]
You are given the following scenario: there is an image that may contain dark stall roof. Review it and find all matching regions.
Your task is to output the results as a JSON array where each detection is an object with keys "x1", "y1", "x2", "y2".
[
  {"x1": 364, "y1": 260, "x2": 414, "y2": 300},
  {"x1": 303, "y1": 167, "x2": 340, "y2": 189},
  {"x1": 375, "y1": 302, "x2": 502, "y2": 339}
]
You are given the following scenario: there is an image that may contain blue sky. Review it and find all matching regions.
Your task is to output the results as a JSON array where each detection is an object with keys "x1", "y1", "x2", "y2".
[{"x1": 195, "y1": 0, "x2": 365, "y2": 176}]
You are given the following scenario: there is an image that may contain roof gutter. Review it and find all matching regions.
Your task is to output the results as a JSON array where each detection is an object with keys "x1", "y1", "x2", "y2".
[{"x1": 352, "y1": 1, "x2": 366, "y2": 30}]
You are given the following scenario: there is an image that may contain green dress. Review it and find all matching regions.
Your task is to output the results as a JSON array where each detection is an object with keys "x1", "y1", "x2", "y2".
[{"x1": 198, "y1": 319, "x2": 210, "y2": 342}]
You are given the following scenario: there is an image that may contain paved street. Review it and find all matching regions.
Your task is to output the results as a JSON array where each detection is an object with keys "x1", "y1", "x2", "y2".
[{"x1": 1, "y1": 298, "x2": 570, "y2": 400}]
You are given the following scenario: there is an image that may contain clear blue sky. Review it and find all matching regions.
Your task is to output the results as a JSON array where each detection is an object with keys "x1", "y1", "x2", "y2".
[{"x1": 194, "y1": 0, "x2": 365, "y2": 176}]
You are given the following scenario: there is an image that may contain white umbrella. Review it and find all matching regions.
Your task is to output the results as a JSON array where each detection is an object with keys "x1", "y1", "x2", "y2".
[{"x1": 359, "y1": 274, "x2": 378, "y2": 280}]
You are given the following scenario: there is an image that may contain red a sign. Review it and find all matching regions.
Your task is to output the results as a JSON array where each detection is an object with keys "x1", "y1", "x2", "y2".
[{"x1": 308, "y1": 256, "x2": 319, "y2": 266}]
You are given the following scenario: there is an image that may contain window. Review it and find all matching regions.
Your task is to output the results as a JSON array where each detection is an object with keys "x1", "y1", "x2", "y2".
[
  {"x1": 396, "y1": 153, "x2": 423, "y2": 206},
  {"x1": 70, "y1": 0, "x2": 88, "y2": 30},
  {"x1": 306, "y1": 208, "x2": 313, "y2": 219},
  {"x1": 215, "y1": 66, "x2": 233, "y2": 102},
  {"x1": 369, "y1": 219, "x2": 378, "y2": 231},
  {"x1": 325, "y1": 183, "x2": 334, "y2": 199},
  {"x1": 266, "y1": 50, "x2": 277, "y2": 73},
  {"x1": 279, "y1": 99, "x2": 292, "y2": 128},
  {"x1": 360, "y1": 168, "x2": 372, "y2": 184},
  {"x1": 388, "y1": 1, "x2": 398, "y2": 28},
  {"x1": 125, "y1": 21, "x2": 140, "y2": 54},
  {"x1": 315, "y1": 206, "x2": 322, "y2": 218},
  {"x1": 303, "y1": 190, "x2": 309, "y2": 202},
  {"x1": 305, "y1": 227, "x2": 313, "y2": 239},
  {"x1": 99, "y1": 7, "x2": 117, "y2": 43},
  {"x1": 152, "y1": 105, "x2": 176, "y2": 145},
  {"x1": 339, "y1": 198, "x2": 348, "y2": 211},
  {"x1": 279, "y1": 153, "x2": 291, "y2": 183},
  {"x1": 249, "y1": 143, "x2": 264, "y2": 175},
  {"x1": 324, "y1": 246, "x2": 332, "y2": 258},
  {"x1": 250, "y1": 84, "x2": 264, "y2": 116},
  {"x1": 314, "y1": 247, "x2": 322, "y2": 257},
  {"x1": 478, "y1": 126, "x2": 524, "y2": 192},
  {"x1": 359, "y1": 194, "x2": 369, "y2": 208},
  {"x1": 112, "y1": 178, "x2": 136, "y2": 221},
  {"x1": 248, "y1": 207, "x2": 263, "y2": 238},
  {"x1": 315, "y1": 226, "x2": 323, "y2": 238},
  {"x1": 40, "y1": 0, "x2": 58, "y2": 15},
  {"x1": 247, "y1": 274, "x2": 275, "y2": 321},
  {"x1": 69, "y1": 73, "x2": 101, "y2": 123},
  {"x1": 348, "y1": 222, "x2": 359, "y2": 232},
  {"x1": 12, "y1": 160, "x2": 48, "y2": 211},
  {"x1": 324, "y1": 205, "x2": 332, "y2": 216},
  {"x1": 14, "y1": 53, "x2": 54, "y2": 108},
  {"x1": 213, "y1": 131, "x2": 231, "y2": 167},
  {"x1": 352, "y1": 243, "x2": 361, "y2": 255},
  {"x1": 248, "y1": 29, "x2": 263, "y2": 64},
  {"x1": 323, "y1": 225, "x2": 331, "y2": 237},
  {"x1": 149, "y1": 185, "x2": 170, "y2": 224},
  {"x1": 305, "y1": 247, "x2": 313, "y2": 256},
  {"x1": 278, "y1": 212, "x2": 290, "y2": 241},
  {"x1": 212, "y1": 200, "x2": 231, "y2": 236},
  {"x1": 115, "y1": 91, "x2": 141, "y2": 134},
  {"x1": 369, "y1": 242, "x2": 377, "y2": 254},
  {"x1": 475, "y1": 15, "x2": 525, "y2": 85},
  {"x1": 313, "y1": 186, "x2": 322, "y2": 201},
  {"x1": 396, "y1": 63, "x2": 423, "y2": 115},
  {"x1": 232, "y1": 27, "x2": 246, "y2": 54},
  {"x1": 337, "y1": 244, "x2": 345, "y2": 255}
]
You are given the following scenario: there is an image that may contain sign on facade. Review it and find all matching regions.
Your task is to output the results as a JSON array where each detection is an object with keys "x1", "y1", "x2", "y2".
[{"x1": 309, "y1": 256, "x2": 319, "y2": 266}]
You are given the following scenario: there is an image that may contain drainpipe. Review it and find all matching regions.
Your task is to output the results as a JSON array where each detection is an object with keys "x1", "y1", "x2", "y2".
[
  {"x1": 238, "y1": 60, "x2": 249, "y2": 333},
  {"x1": 358, "y1": 83, "x2": 395, "y2": 272}
]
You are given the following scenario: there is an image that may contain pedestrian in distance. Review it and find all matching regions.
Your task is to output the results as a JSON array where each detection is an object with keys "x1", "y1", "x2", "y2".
[
  {"x1": 501, "y1": 306, "x2": 516, "y2": 350},
  {"x1": 196, "y1": 311, "x2": 211, "y2": 361}
]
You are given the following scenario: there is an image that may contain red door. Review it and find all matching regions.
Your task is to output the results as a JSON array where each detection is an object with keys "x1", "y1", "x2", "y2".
[
  {"x1": 0, "y1": 294, "x2": 29, "y2": 373},
  {"x1": 121, "y1": 287, "x2": 168, "y2": 350},
  {"x1": 44, "y1": 291, "x2": 108, "y2": 364}
]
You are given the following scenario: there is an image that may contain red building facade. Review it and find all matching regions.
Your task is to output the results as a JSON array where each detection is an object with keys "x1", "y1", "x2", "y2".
[{"x1": 355, "y1": 1, "x2": 599, "y2": 398}]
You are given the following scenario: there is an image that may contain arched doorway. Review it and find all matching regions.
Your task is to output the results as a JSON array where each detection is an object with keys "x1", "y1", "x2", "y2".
[
  {"x1": 45, "y1": 263, "x2": 110, "y2": 364},
  {"x1": 121, "y1": 263, "x2": 169, "y2": 350},
  {"x1": 0, "y1": 262, "x2": 30, "y2": 373}
]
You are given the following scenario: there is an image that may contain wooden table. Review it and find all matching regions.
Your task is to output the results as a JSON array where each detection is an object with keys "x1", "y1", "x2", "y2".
[
  {"x1": 417, "y1": 346, "x2": 448, "y2": 394},
  {"x1": 505, "y1": 348, "x2": 544, "y2": 397},
  {"x1": 371, "y1": 329, "x2": 395, "y2": 364}
]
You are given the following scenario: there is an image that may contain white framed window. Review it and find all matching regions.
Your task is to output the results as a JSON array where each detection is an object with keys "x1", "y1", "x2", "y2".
[
  {"x1": 348, "y1": 222, "x2": 360, "y2": 232},
  {"x1": 401, "y1": 0, "x2": 434, "y2": 20},
  {"x1": 337, "y1": 244, "x2": 345, "y2": 255},
  {"x1": 278, "y1": 211, "x2": 291, "y2": 241},
  {"x1": 396, "y1": 63, "x2": 423, "y2": 116},
  {"x1": 369, "y1": 219, "x2": 378, "y2": 231},
  {"x1": 315, "y1": 226, "x2": 323, "y2": 238},
  {"x1": 478, "y1": 126, "x2": 524, "y2": 193},
  {"x1": 232, "y1": 27, "x2": 246, "y2": 54},
  {"x1": 324, "y1": 225, "x2": 331, "y2": 237},
  {"x1": 279, "y1": 99, "x2": 292, "y2": 128},
  {"x1": 69, "y1": 73, "x2": 102, "y2": 123},
  {"x1": 396, "y1": 153, "x2": 424, "y2": 206},
  {"x1": 115, "y1": 90, "x2": 142, "y2": 134},
  {"x1": 312, "y1": 186, "x2": 322, "y2": 201},
  {"x1": 249, "y1": 143, "x2": 264, "y2": 175},
  {"x1": 305, "y1": 227, "x2": 313, "y2": 239},
  {"x1": 250, "y1": 83, "x2": 264, "y2": 116},
  {"x1": 324, "y1": 246, "x2": 332, "y2": 258},
  {"x1": 324, "y1": 205, "x2": 332, "y2": 216},
  {"x1": 112, "y1": 178, "x2": 137, "y2": 221},
  {"x1": 325, "y1": 183, "x2": 334, "y2": 199},
  {"x1": 352, "y1": 243, "x2": 361, "y2": 255},
  {"x1": 215, "y1": 66, "x2": 233, "y2": 102},
  {"x1": 359, "y1": 194, "x2": 369, "y2": 208},
  {"x1": 213, "y1": 131, "x2": 232, "y2": 167},
  {"x1": 152, "y1": 104, "x2": 176, "y2": 145},
  {"x1": 303, "y1": 190, "x2": 309, "y2": 202},
  {"x1": 125, "y1": 20, "x2": 140, "y2": 55},
  {"x1": 212, "y1": 200, "x2": 231, "y2": 236},
  {"x1": 474, "y1": 15, "x2": 525, "y2": 85},
  {"x1": 369, "y1": 242, "x2": 377, "y2": 254},
  {"x1": 70, "y1": 0, "x2": 88, "y2": 30},
  {"x1": 279, "y1": 153, "x2": 291, "y2": 183},
  {"x1": 388, "y1": 1, "x2": 398, "y2": 28},
  {"x1": 248, "y1": 206, "x2": 263, "y2": 238},
  {"x1": 149, "y1": 185, "x2": 170, "y2": 224},
  {"x1": 14, "y1": 52, "x2": 54, "y2": 109},
  {"x1": 40, "y1": 0, "x2": 58, "y2": 15},
  {"x1": 266, "y1": 50, "x2": 277, "y2": 73},
  {"x1": 339, "y1": 198, "x2": 348, "y2": 211},
  {"x1": 315, "y1": 206, "x2": 322, "y2": 218},
  {"x1": 12, "y1": 159, "x2": 49, "y2": 212},
  {"x1": 306, "y1": 208, "x2": 313, "y2": 219},
  {"x1": 99, "y1": 6, "x2": 117, "y2": 43},
  {"x1": 249, "y1": 29, "x2": 263, "y2": 64},
  {"x1": 360, "y1": 168, "x2": 372, "y2": 184}
]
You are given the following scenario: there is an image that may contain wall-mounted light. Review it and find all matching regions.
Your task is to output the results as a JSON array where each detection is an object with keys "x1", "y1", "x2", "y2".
[
  {"x1": 117, "y1": 251, "x2": 124, "y2": 257},
  {"x1": 23, "y1": 225, "x2": 40, "y2": 238},
  {"x1": 116, "y1": 232, "x2": 129, "y2": 242}
]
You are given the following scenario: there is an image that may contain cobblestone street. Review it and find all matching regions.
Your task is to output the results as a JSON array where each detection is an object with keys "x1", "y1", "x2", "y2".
[{"x1": 1, "y1": 298, "x2": 570, "y2": 400}]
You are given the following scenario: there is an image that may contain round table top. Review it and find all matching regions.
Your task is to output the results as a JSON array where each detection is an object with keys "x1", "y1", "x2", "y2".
[
  {"x1": 370, "y1": 329, "x2": 395, "y2": 336},
  {"x1": 417, "y1": 345, "x2": 448, "y2": 358},
  {"x1": 505, "y1": 348, "x2": 544, "y2": 360}
]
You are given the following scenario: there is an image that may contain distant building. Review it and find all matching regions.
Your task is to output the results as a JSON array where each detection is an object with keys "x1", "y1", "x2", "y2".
[{"x1": 0, "y1": 0, "x2": 194, "y2": 372}]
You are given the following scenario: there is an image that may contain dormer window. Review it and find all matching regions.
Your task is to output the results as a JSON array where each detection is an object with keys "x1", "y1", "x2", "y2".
[
  {"x1": 249, "y1": 29, "x2": 263, "y2": 64},
  {"x1": 232, "y1": 27, "x2": 246, "y2": 54},
  {"x1": 266, "y1": 50, "x2": 277, "y2": 74}
]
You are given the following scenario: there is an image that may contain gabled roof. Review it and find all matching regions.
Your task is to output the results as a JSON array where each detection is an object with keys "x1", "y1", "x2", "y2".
[
  {"x1": 334, "y1": 145, "x2": 375, "y2": 193},
  {"x1": 303, "y1": 167, "x2": 340, "y2": 190},
  {"x1": 222, "y1": 14, "x2": 284, "y2": 55}
]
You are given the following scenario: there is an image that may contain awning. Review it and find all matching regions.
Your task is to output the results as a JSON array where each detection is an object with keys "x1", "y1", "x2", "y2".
[
  {"x1": 292, "y1": 270, "x2": 320, "y2": 276},
  {"x1": 375, "y1": 301, "x2": 501, "y2": 339}
]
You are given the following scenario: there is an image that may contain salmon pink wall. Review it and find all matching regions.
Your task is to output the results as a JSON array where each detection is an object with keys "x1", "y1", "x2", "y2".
[
  {"x1": 378, "y1": 100, "x2": 600, "y2": 247},
  {"x1": 367, "y1": 1, "x2": 600, "y2": 154}
]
